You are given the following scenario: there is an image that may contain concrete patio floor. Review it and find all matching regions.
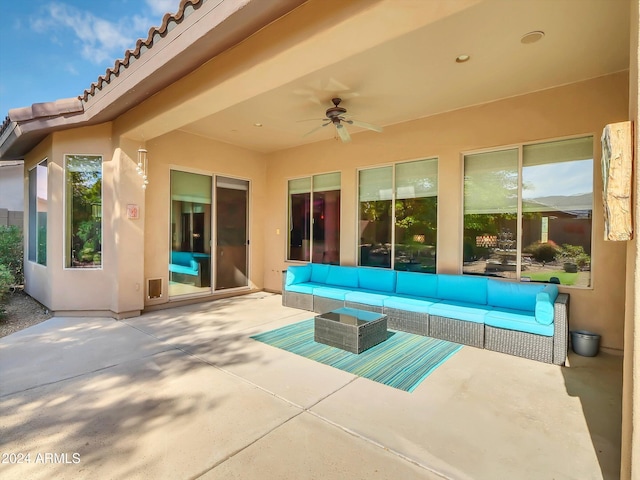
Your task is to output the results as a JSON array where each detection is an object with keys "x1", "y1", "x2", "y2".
[{"x1": 0, "y1": 292, "x2": 622, "y2": 479}]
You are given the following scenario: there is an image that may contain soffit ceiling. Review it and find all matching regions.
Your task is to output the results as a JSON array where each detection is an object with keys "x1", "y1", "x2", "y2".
[{"x1": 177, "y1": 0, "x2": 630, "y2": 153}]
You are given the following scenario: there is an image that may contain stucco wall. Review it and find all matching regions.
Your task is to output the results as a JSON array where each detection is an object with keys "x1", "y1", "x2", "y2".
[
  {"x1": 142, "y1": 130, "x2": 267, "y2": 304},
  {"x1": 265, "y1": 72, "x2": 629, "y2": 351}
]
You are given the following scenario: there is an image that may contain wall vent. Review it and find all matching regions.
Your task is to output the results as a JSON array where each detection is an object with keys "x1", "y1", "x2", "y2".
[{"x1": 147, "y1": 278, "x2": 163, "y2": 299}]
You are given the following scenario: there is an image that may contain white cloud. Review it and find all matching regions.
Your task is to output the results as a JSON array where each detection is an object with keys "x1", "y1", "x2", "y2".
[
  {"x1": 145, "y1": 0, "x2": 180, "y2": 17},
  {"x1": 31, "y1": 2, "x2": 154, "y2": 65}
]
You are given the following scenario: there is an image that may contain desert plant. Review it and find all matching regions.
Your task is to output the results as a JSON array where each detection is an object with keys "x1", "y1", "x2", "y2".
[
  {"x1": 523, "y1": 241, "x2": 560, "y2": 263},
  {"x1": 0, "y1": 226, "x2": 23, "y2": 286}
]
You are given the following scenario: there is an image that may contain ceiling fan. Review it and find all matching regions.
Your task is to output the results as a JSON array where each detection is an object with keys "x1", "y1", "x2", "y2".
[{"x1": 304, "y1": 98, "x2": 383, "y2": 143}]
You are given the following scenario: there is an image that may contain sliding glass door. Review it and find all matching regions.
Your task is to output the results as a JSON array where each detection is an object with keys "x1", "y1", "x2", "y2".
[{"x1": 215, "y1": 177, "x2": 249, "y2": 290}]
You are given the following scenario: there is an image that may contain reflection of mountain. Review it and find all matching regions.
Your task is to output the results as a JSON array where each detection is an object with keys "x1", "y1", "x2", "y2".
[{"x1": 523, "y1": 193, "x2": 592, "y2": 216}]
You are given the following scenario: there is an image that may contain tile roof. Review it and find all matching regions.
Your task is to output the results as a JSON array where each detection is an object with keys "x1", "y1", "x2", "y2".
[{"x1": 80, "y1": 0, "x2": 204, "y2": 103}]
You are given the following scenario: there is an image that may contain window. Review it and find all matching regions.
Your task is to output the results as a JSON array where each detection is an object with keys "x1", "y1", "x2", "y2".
[
  {"x1": 463, "y1": 137, "x2": 593, "y2": 287},
  {"x1": 28, "y1": 159, "x2": 48, "y2": 265},
  {"x1": 287, "y1": 172, "x2": 340, "y2": 264},
  {"x1": 65, "y1": 155, "x2": 102, "y2": 268},
  {"x1": 359, "y1": 158, "x2": 438, "y2": 272}
]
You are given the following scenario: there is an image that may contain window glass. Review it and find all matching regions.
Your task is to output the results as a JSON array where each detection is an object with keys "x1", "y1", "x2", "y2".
[
  {"x1": 394, "y1": 159, "x2": 438, "y2": 273},
  {"x1": 462, "y1": 137, "x2": 593, "y2": 287},
  {"x1": 312, "y1": 173, "x2": 340, "y2": 264},
  {"x1": 359, "y1": 167, "x2": 393, "y2": 268},
  {"x1": 65, "y1": 155, "x2": 102, "y2": 268},
  {"x1": 29, "y1": 160, "x2": 48, "y2": 265},
  {"x1": 463, "y1": 149, "x2": 519, "y2": 279},
  {"x1": 521, "y1": 137, "x2": 593, "y2": 286},
  {"x1": 288, "y1": 174, "x2": 340, "y2": 264},
  {"x1": 288, "y1": 177, "x2": 311, "y2": 262}
]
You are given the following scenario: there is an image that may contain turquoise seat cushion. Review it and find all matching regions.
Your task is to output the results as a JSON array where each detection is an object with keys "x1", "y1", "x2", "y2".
[
  {"x1": 310, "y1": 263, "x2": 331, "y2": 283},
  {"x1": 429, "y1": 300, "x2": 491, "y2": 323},
  {"x1": 535, "y1": 284, "x2": 559, "y2": 325},
  {"x1": 357, "y1": 267, "x2": 396, "y2": 293},
  {"x1": 169, "y1": 263, "x2": 198, "y2": 276},
  {"x1": 395, "y1": 272, "x2": 437, "y2": 298},
  {"x1": 313, "y1": 286, "x2": 353, "y2": 301},
  {"x1": 286, "y1": 282, "x2": 317, "y2": 295},
  {"x1": 326, "y1": 265, "x2": 359, "y2": 288},
  {"x1": 383, "y1": 296, "x2": 435, "y2": 313},
  {"x1": 345, "y1": 290, "x2": 391, "y2": 307},
  {"x1": 485, "y1": 308, "x2": 554, "y2": 336},
  {"x1": 285, "y1": 265, "x2": 311, "y2": 286},
  {"x1": 487, "y1": 279, "x2": 545, "y2": 312},
  {"x1": 437, "y1": 274, "x2": 488, "y2": 305}
]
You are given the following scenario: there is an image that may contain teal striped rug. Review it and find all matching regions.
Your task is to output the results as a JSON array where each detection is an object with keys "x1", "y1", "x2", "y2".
[{"x1": 251, "y1": 319, "x2": 462, "y2": 392}]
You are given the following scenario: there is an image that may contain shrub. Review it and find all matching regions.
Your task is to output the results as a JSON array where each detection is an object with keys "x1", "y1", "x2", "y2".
[
  {"x1": 0, "y1": 264, "x2": 14, "y2": 304},
  {"x1": 0, "y1": 225, "x2": 23, "y2": 286},
  {"x1": 523, "y1": 241, "x2": 560, "y2": 263},
  {"x1": 559, "y1": 244, "x2": 591, "y2": 269}
]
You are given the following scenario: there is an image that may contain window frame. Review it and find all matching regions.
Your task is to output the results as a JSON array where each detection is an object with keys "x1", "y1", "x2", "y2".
[{"x1": 461, "y1": 134, "x2": 595, "y2": 289}]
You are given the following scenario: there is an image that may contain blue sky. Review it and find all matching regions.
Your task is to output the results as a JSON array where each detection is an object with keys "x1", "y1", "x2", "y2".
[{"x1": 0, "y1": 0, "x2": 181, "y2": 117}]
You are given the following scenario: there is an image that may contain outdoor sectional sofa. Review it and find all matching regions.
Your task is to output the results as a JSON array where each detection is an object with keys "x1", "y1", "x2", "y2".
[{"x1": 282, "y1": 264, "x2": 569, "y2": 365}]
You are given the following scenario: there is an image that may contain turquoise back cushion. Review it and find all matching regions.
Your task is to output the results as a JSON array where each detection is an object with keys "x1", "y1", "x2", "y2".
[
  {"x1": 437, "y1": 274, "x2": 488, "y2": 304},
  {"x1": 396, "y1": 272, "x2": 438, "y2": 298},
  {"x1": 310, "y1": 263, "x2": 331, "y2": 283},
  {"x1": 285, "y1": 265, "x2": 311, "y2": 286},
  {"x1": 487, "y1": 279, "x2": 545, "y2": 312},
  {"x1": 326, "y1": 265, "x2": 359, "y2": 288},
  {"x1": 357, "y1": 267, "x2": 396, "y2": 292},
  {"x1": 535, "y1": 284, "x2": 559, "y2": 325}
]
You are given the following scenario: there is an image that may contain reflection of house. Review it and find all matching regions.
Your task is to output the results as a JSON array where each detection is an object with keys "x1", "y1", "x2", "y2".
[
  {"x1": 523, "y1": 194, "x2": 593, "y2": 250},
  {"x1": 0, "y1": 1, "x2": 639, "y2": 476},
  {"x1": 0, "y1": 160, "x2": 24, "y2": 228}
]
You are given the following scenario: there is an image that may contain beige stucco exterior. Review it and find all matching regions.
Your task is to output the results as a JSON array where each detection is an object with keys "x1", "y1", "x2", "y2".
[{"x1": 5, "y1": 0, "x2": 639, "y2": 476}]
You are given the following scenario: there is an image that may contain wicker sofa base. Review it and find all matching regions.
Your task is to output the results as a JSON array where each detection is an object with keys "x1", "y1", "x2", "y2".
[
  {"x1": 485, "y1": 326, "x2": 554, "y2": 364},
  {"x1": 429, "y1": 315, "x2": 484, "y2": 348},
  {"x1": 282, "y1": 290, "x2": 314, "y2": 311},
  {"x1": 345, "y1": 301, "x2": 383, "y2": 313},
  {"x1": 384, "y1": 308, "x2": 429, "y2": 335}
]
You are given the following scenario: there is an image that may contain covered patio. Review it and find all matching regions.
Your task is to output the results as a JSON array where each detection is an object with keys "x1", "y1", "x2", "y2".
[{"x1": 0, "y1": 293, "x2": 622, "y2": 479}]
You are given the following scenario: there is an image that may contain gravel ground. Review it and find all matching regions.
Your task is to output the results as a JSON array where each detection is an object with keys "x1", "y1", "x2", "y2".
[{"x1": 0, "y1": 289, "x2": 52, "y2": 338}]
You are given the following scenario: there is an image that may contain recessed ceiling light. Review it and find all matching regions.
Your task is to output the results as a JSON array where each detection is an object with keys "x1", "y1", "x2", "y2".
[
  {"x1": 253, "y1": 122, "x2": 263, "y2": 127},
  {"x1": 455, "y1": 54, "x2": 470, "y2": 63},
  {"x1": 521, "y1": 31, "x2": 545, "y2": 44}
]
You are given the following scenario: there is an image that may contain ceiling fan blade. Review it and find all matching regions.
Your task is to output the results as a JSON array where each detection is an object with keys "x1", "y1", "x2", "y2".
[
  {"x1": 336, "y1": 124, "x2": 351, "y2": 143},
  {"x1": 303, "y1": 122, "x2": 330, "y2": 137},
  {"x1": 345, "y1": 119, "x2": 383, "y2": 133}
]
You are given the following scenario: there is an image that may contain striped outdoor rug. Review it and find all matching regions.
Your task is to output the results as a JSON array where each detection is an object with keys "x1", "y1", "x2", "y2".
[{"x1": 251, "y1": 319, "x2": 462, "y2": 392}]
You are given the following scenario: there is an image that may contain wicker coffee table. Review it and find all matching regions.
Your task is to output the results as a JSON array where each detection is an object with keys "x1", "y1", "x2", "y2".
[{"x1": 314, "y1": 307, "x2": 388, "y2": 354}]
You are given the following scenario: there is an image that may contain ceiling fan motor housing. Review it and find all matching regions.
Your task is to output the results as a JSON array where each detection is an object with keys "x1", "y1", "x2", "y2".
[{"x1": 326, "y1": 97, "x2": 347, "y2": 121}]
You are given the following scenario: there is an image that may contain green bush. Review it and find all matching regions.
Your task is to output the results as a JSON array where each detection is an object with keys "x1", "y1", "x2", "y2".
[
  {"x1": 0, "y1": 264, "x2": 14, "y2": 306},
  {"x1": 0, "y1": 225, "x2": 23, "y2": 286},
  {"x1": 523, "y1": 241, "x2": 560, "y2": 263}
]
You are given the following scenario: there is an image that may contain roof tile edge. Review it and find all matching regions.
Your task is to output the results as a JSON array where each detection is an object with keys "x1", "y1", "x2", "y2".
[{"x1": 80, "y1": 0, "x2": 205, "y2": 102}]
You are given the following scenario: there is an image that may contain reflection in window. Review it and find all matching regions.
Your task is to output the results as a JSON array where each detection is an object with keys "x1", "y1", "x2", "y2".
[
  {"x1": 522, "y1": 137, "x2": 593, "y2": 287},
  {"x1": 28, "y1": 159, "x2": 48, "y2": 265},
  {"x1": 463, "y1": 137, "x2": 593, "y2": 286},
  {"x1": 463, "y1": 149, "x2": 519, "y2": 280},
  {"x1": 359, "y1": 159, "x2": 438, "y2": 272},
  {"x1": 288, "y1": 173, "x2": 340, "y2": 264},
  {"x1": 65, "y1": 155, "x2": 102, "y2": 268}
]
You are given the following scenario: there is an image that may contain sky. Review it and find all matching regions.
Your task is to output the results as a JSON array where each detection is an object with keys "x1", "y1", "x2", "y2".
[{"x1": 0, "y1": 0, "x2": 181, "y2": 117}]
